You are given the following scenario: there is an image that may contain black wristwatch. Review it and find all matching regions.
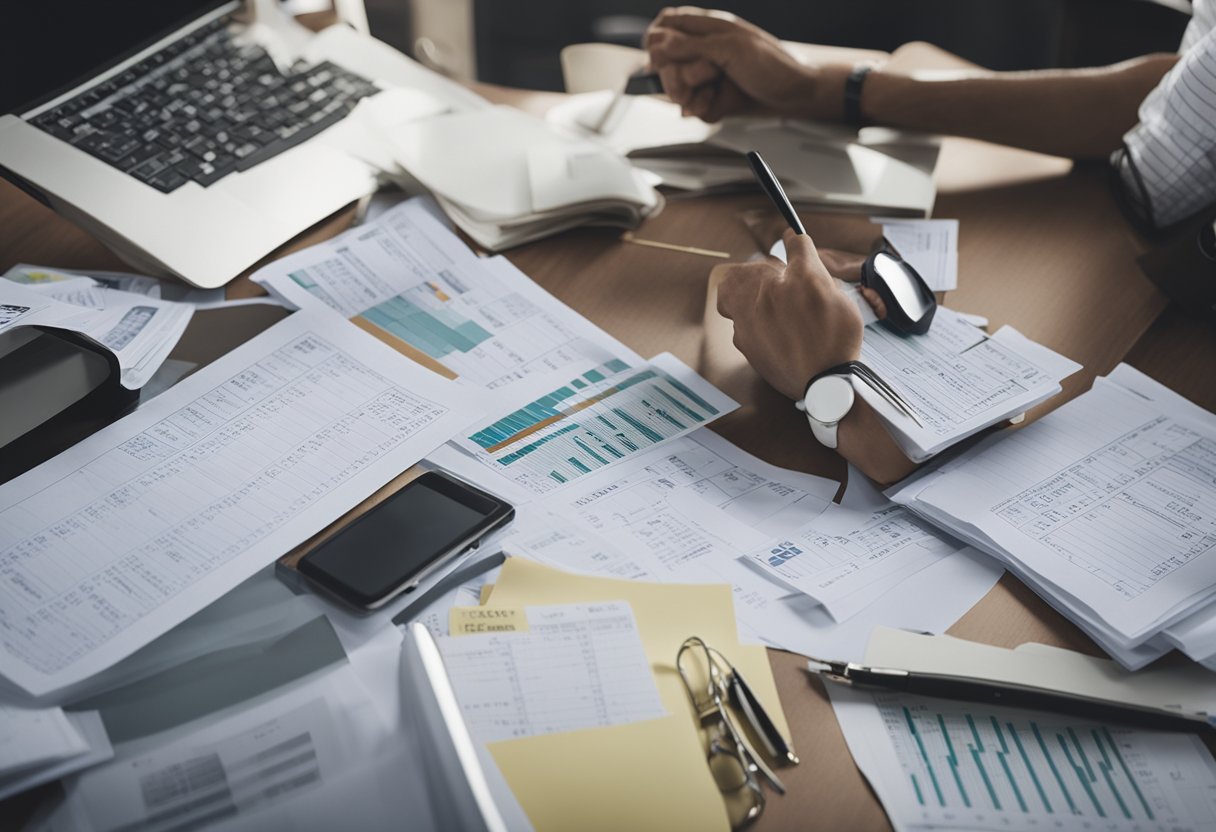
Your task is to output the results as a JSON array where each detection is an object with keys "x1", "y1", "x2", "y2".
[{"x1": 843, "y1": 63, "x2": 875, "y2": 125}]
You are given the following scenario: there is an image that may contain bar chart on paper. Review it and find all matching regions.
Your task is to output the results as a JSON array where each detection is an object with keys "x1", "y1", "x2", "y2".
[
  {"x1": 859, "y1": 691, "x2": 1216, "y2": 831},
  {"x1": 254, "y1": 200, "x2": 640, "y2": 390},
  {"x1": 455, "y1": 354, "x2": 738, "y2": 495}
]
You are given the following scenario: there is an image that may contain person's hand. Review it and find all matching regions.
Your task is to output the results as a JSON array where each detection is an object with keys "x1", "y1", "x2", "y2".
[
  {"x1": 716, "y1": 229, "x2": 864, "y2": 399},
  {"x1": 645, "y1": 7, "x2": 840, "y2": 123}
]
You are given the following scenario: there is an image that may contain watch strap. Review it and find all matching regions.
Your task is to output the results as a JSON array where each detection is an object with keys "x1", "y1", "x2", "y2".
[{"x1": 843, "y1": 63, "x2": 874, "y2": 125}]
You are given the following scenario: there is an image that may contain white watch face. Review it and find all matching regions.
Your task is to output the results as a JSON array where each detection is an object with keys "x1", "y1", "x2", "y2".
[{"x1": 806, "y1": 375, "x2": 854, "y2": 424}]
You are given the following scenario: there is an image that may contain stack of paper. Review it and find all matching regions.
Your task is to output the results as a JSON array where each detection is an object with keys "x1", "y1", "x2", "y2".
[
  {"x1": 374, "y1": 105, "x2": 661, "y2": 250},
  {"x1": 548, "y1": 91, "x2": 939, "y2": 217},
  {"x1": 889, "y1": 364, "x2": 1216, "y2": 669},
  {"x1": 857, "y1": 307, "x2": 1081, "y2": 461},
  {"x1": 1, "y1": 267, "x2": 194, "y2": 389}
]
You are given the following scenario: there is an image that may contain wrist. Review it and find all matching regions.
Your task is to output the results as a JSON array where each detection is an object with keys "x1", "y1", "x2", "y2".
[{"x1": 803, "y1": 64, "x2": 852, "y2": 121}]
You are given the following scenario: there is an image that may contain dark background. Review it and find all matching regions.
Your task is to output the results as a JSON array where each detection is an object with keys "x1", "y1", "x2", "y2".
[{"x1": 367, "y1": 0, "x2": 1192, "y2": 91}]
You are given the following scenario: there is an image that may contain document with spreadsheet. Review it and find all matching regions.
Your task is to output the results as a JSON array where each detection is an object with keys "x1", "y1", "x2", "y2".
[
  {"x1": 747, "y1": 472, "x2": 971, "y2": 622},
  {"x1": 889, "y1": 364, "x2": 1216, "y2": 669},
  {"x1": 507, "y1": 447, "x2": 1001, "y2": 663},
  {"x1": 0, "y1": 309, "x2": 480, "y2": 697},
  {"x1": 829, "y1": 685, "x2": 1216, "y2": 832},
  {"x1": 436, "y1": 601, "x2": 665, "y2": 743},
  {"x1": 251, "y1": 197, "x2": 641, "y2": 390},
  {"x1": 447, "y1": 353, "x2": 738, "y2": 497},
  {"x1": 858, "y1": 307, "x2": 1080, "y2": 461}
]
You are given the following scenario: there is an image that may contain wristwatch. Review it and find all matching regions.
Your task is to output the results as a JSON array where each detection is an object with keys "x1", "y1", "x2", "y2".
[{"x1": 796, "y1": 373, "x2": 855, "y2": 449}]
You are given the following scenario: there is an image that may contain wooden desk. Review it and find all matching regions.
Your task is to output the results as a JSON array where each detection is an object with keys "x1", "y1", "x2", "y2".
[{"x1": 2, "y1": 91, "x2": 1215, "y2": 832}]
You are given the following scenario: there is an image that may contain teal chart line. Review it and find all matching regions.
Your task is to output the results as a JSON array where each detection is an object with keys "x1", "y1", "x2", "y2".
[
  {"x1": 465, "y1": 363, "x2": 723, "y2": 489},
  {"x1": 893, "y1": 703, "x2": 1160, "y2": 823}
]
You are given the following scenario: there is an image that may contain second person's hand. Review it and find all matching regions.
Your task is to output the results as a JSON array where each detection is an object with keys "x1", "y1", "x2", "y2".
[{"x1": 644, "y1": 7, "x2": 848, "y2": 123}]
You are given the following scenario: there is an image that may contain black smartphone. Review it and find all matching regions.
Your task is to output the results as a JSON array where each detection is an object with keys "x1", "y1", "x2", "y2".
[{"x1": 297, "y1": 471, "x2": 514, "y2": 611}]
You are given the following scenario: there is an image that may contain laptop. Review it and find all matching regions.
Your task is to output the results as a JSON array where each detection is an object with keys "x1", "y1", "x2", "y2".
[{"x1": 0, "y1": 1, "x2": 475, "y2": 288}]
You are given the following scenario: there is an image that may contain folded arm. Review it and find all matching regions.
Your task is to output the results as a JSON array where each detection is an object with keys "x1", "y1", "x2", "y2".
[{"x1": 646, "y1": 7, "x2": 1178, "y2": 160}]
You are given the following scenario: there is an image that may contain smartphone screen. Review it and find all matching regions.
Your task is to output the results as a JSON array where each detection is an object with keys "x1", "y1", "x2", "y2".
[{"x1": 297, "y1": 472, "x2": 513, "y2": 610}]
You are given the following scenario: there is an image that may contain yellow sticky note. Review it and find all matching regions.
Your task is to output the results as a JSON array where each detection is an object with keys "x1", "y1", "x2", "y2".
[
  {"x1": 449, "y1": 605, "x2": 528, "y2": 635},
  {"x1": 489, "y1": 717, "x2": 729, "y2": 832},
  {"x1": 479, "y1": 583, "x2": 495, "y2": 605}
]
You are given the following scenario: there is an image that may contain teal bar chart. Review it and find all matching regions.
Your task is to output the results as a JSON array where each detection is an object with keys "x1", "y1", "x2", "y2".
[
  {"x1": 458, "y1": 356, "x2": 736, "y2": 495},
  {"x1": 871, "y1": 692, "x2": 1216, "y2": 831}
]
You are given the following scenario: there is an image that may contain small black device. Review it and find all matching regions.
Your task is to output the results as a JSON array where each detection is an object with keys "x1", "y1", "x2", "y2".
[
  {"x1": 861, "y1": 249, "x2": 937, "y2": 335},
  {"x1": 296, "y1": 471, "x2": 514, "y2": 611}
]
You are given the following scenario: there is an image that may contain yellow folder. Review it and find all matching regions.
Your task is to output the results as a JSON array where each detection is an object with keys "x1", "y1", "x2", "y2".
[{"x1": 477, "y1": 558, "x2": 792, "y2": 832}]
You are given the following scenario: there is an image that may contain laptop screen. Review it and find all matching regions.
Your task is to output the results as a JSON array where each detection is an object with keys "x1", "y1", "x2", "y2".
[{"x1": 2, "y1": 0, "x2": 234, "y2": 115}]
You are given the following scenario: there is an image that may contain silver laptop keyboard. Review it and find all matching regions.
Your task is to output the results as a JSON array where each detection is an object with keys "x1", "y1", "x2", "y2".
[{"x1": 31, "y1": 17, "x2": 378, "y2": 193}]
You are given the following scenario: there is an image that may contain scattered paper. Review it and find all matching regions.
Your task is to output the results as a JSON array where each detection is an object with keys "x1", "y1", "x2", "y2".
[
  {"x1": 450, "y1": 353, "x2": 738, "y2": 497},
  {"x1": 251, "y1": 197, "x2": 641, "y2": 389},
  {"x1": 0, "y1": 710, "x2": 112, "y2": 802},
  {"x1": 438, "y1": 601, "x2": 665, "y2": 743},
  {"x1": 858, "y1": 307, "x2": 1080, "y2": 460},
  {"x1": 749, "y1": 473, "x2": 969, "y2": 621},
  {"x1": 0, "y1": 703, "x2": 90, "y2": 776},
  {"x1": 3, "y1": 266, "x2": 194, "y2": 389},
  {"x1": 875, "y1": 218, "x2": 959, "y2": 291},
  {"x1": 829, "y1": 686, "x2": 1216, "y2": 832},
  {"x1": 0, "y1": 309, "x2": 480, "y2": 697}
]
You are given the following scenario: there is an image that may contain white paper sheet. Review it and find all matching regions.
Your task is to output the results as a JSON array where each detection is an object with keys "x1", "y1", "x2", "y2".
[
  {"x1": 451, "y1": 353, "x2": 738, "y2": 497},
  {"x1": 858, "y1": 308, "x2": 1080, "y2": 460},
  {"x1": 5, "y1": 266, "x2": 195, "y2": 389},
  {"x1": 747, "y1": 472, "x2": 967, "y2": 621},
  {"x1": 864, "y1": 627, "x2": 1216, "y2": 719},
  {"x1": 0, "y1": 710, "x2": 112, "y2": 801},
  {"x1": 875, "y1": 218, "x2": 959, "y2": 291},
  {"x1": 46, "y1": 658, "x2": 414, "y2": 832},
  {"x1": 889, "y1": 366, "x2": 1216, "y2": 664},
  {"x1": 0, "y1": 702, "x2": 90, "y2": 775},
  {"x1": 500, "y1": 429, "x2": 834, "y2": 639},
  {"x1": 829, "y1": 686, "x2": 1216, "y2": 832},
  {"x1": 6, "y1": 263, "x2": 225, "y2": 306},
  {"x1": 437, "y1": 601, "x2": 665, "y2": 743},
  {"x1": 0, "y1": 309, "x2": 479, "y2": 697},
  {"x1": 251, "y1": 197, "x2": 641, "y2": 389}
]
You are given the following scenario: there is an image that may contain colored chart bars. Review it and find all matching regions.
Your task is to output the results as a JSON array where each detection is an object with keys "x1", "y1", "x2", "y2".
[
  {"x1": 877, "y1": 692, "x2": 1216, "y2": 830},
  {"x1": 457, "y1": 355, "x2": 737, "y2": 495}
]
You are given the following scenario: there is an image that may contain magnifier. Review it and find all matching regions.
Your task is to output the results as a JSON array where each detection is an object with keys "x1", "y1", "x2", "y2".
[
  {"x1": 746, "y1": 150, "x2": 937, "y2": 336},
  {"x1": 861, "y1": 249, "x2": 937, "y2": 335}
]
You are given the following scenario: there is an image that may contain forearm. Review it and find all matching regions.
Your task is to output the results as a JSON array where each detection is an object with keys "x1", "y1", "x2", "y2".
[
  {"x1": 835, "y1": 398, "x2": 918, "y2": 487},
  {"x1": 813, "y1": 54, "x2": 1178, "y2": 160}
]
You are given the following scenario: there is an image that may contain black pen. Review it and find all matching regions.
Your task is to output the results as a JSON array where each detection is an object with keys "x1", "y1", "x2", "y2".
[
  {"x1": 746, "y1": 150, "x2": 806, "y2": 236},
  {"x1": 806, "y1": 657, "x2": 1214, "y2": 734}
]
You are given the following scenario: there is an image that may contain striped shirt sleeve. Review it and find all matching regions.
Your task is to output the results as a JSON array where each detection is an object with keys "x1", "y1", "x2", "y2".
[{"x1": 1120, "y1": 5, "x2": 1216, "y2": 228}]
